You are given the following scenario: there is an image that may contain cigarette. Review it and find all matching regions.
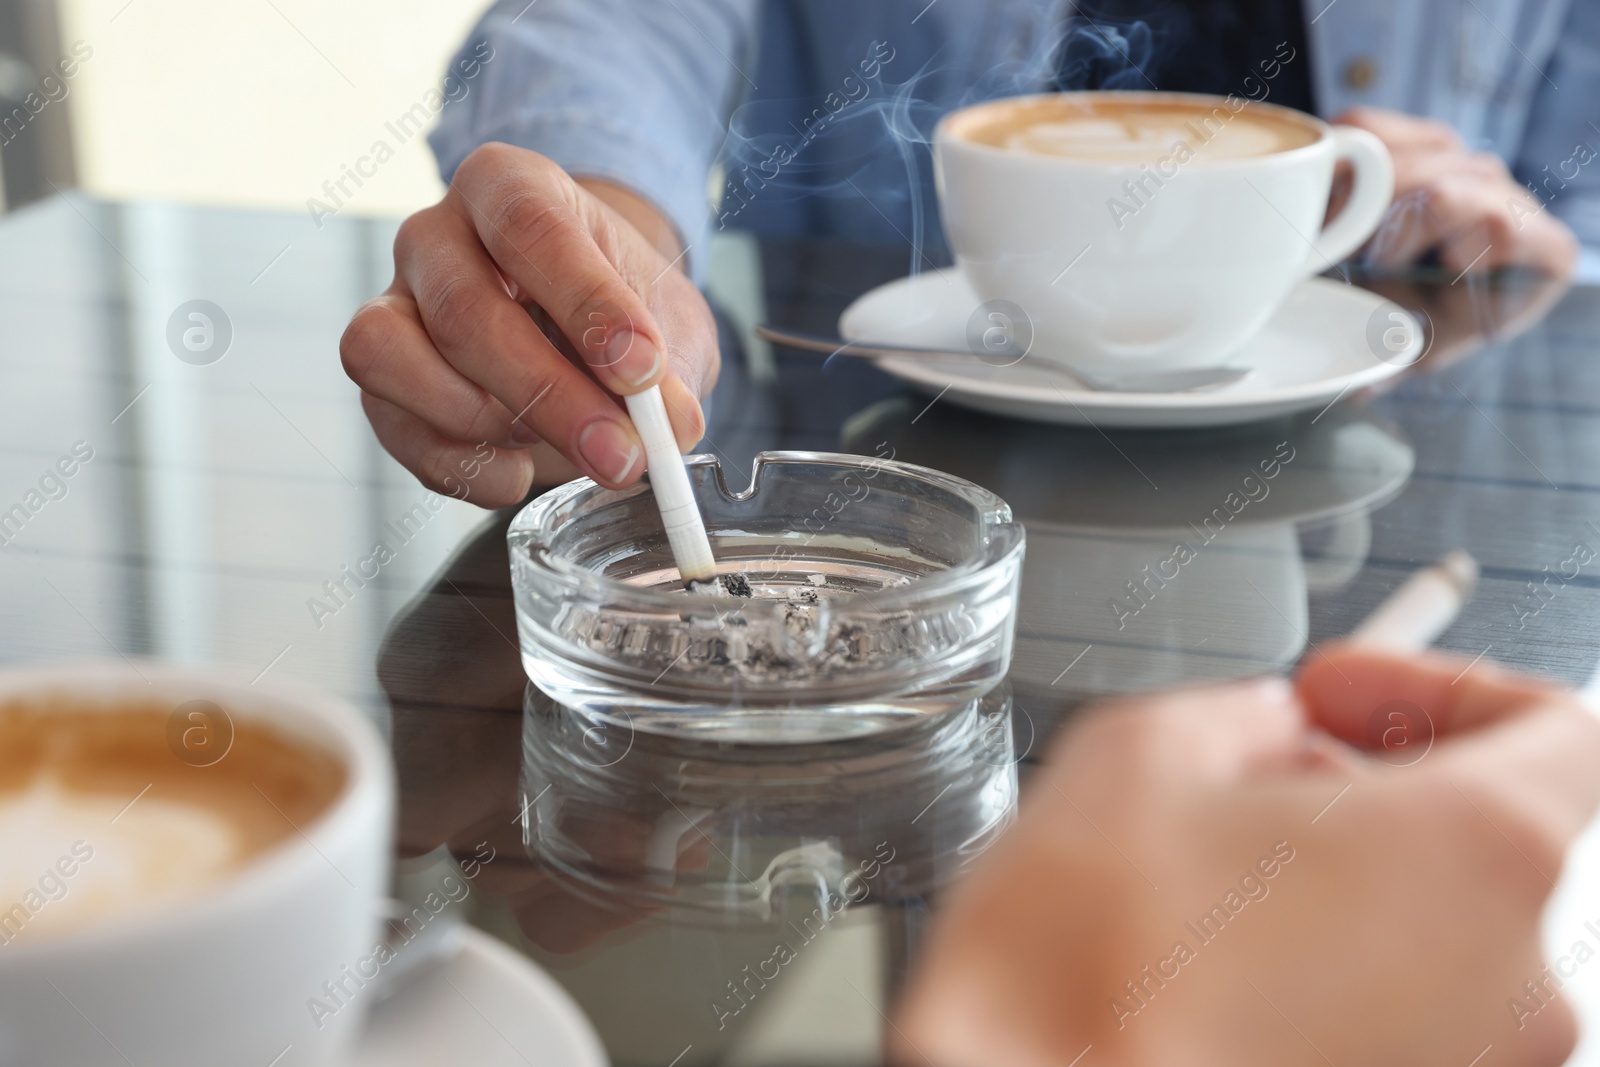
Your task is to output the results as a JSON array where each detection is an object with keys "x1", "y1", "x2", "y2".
[
  {"x1": 1348, "y1": 550, "x2": 1478, "y2": 652},
  {"x1": 624, "y1": 385, "x2": 717, "y2": 584}
]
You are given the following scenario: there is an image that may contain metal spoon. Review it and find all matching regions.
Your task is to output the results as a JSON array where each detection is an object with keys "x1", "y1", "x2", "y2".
[{"x1": 754, "y1": 325, "x2": 1251, "y2": 393}]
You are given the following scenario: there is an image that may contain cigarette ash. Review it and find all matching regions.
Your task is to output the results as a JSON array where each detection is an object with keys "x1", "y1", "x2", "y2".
[
  {"x1": 687, "y1": 572, "x2": 753, "y2": 597},
  {"x1": 565, "y1": 569, "x2": 943, "y2": 684}
]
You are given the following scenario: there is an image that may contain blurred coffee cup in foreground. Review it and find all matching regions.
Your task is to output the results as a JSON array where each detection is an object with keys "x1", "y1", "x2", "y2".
[{"x1": 0, "y1": 662, "x2": 393, "y2": 1067}]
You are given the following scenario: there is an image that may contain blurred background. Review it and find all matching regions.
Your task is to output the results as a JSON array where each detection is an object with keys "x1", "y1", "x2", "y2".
[
  {"x1": 0, "y1": 0, "x2": 763, "y2": 711},
  {"x1": 1, "y1": 0, "x2": 482, "y2": 215},
  {"x1": 0, "y1": 0, "x2": 510, "y2": 717}
]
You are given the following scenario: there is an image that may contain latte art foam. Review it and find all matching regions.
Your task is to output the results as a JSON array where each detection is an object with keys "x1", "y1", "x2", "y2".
[
  {"x1": 1003, "y1": 116, "x2": 1292, "y2": 162},
  {"x1": 0, "y1": 700, "x2": 344, "y2": 944},
  {"x1": 957, "y1": 96, "x2": 1318, "y2": 164},
  {"x1": 0, "y1": 781, "x2": 240, "y2": 938}
]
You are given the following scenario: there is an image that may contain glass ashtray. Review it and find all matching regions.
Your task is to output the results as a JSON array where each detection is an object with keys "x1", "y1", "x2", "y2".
[{"x1": 507, "y1": 451, "x2": 1026, "y2": 742}]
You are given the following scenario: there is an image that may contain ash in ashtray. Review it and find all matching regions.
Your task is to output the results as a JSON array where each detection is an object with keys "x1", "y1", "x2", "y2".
[
  {"x1": 565, "y1": 567, "x2": 940, "y2": 684},
  {"x1": 687, "y1": 573, "x2": 753, "y2": 597}
]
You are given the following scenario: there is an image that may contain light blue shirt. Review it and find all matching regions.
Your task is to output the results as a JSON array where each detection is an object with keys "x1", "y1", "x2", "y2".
[{"x1": 430, "y1": 0, "x2": 1600, "y2": 282}]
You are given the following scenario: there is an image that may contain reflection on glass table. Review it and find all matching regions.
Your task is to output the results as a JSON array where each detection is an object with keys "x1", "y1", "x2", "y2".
[
  {"x1": 520, "y1": 683, "x2": 1016, "y2": 935},
  {"x1": 9, "y1": 195, "x2": 1600, "y2": 1065},
  {"x1": 382, "y1": 509, "x2": 1019, "y2": 1065},
  {"x1": 842, "y1": 402, "x2": 1414, "y2": 719}
]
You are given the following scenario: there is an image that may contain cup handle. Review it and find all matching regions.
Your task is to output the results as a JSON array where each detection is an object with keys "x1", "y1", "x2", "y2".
[{"x1": 1307, "y1": 126, "x2": 1395, "y2": 273}]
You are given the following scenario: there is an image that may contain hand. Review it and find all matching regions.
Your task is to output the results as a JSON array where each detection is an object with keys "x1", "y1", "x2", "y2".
[
  {"x1": 1356, "y1": 271, "x2": 1569, "y2": 376},
  {"x1": 1333, "y1": 107, "x2": 1578, "y2": 278},
  {"x1": 893, "y1": 646, "x2": 1600, "y2": 1067},
  {"x1": 340, "y1": 143, "x2": 719, "y2": 507}
]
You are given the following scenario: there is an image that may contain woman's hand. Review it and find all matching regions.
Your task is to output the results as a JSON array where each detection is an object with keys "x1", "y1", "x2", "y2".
[
  {"x1": 894, "y1": 646, "x2": 1600, "y2": 1067},
  {"x1": 340, "y1": 143, "x2": 719, "y2": 507},
  {"x1": 1334, "y1": 107, "x2": 1579, "y2": 278}
]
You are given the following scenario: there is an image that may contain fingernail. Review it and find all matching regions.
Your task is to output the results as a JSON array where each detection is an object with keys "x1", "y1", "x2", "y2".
[
  {"x1": 686, "y1": 397, "x2": 706, "y2": 443},
  {"x1": 510, "y1": 421, "x2": 538, "y2": 445},
  {"x1": 578, "y1": 418, "x2": 641, "y2": 484},
  {"x1": 661, "y1": 375, "x2": 706, "y2": 446},
  {"x1": 605, "y1": 329, "x2": 662, "y2": 387}
]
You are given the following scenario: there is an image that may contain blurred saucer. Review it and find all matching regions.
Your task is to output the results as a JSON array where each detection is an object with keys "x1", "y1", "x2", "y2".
[
  {"x1": 354, "y1": 926, "x2": 605, "y2": 1067},
  {"x1": 838, "y1": 270, "x2": 1421, "y2": 428}
]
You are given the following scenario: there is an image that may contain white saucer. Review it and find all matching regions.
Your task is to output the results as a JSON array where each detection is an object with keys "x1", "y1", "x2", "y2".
[
  {"x1": 354, "y1": 926, "x2": 606, "y2": 1067},
  {"x1": 838, "y1": 270, "x2": 1421, "y2": 428}
]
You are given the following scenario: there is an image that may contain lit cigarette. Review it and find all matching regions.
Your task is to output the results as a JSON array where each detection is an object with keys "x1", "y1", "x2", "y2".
[
  {"x1": 1349, "y1": 550, "x2": 1478, "y2": 651},
  {"x1": 624, "y1": 385, "x2": 717, "y2": 584}
]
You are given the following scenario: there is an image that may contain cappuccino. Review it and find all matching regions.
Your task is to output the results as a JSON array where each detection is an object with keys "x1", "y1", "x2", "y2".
[
  {"x1": 935, "y1": 90, "x2": 1394, "y2": 370},
  {"x1": 0, "y1": 698, "x2": 345, "y2": 944},
  {"x1": 955, "y1": 96, "x2": 1318, "y2": 164}
]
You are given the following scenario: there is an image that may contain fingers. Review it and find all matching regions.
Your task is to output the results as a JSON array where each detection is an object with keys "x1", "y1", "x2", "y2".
[
  {"x1": 1334, "y1": 106, "x2": 1464, "y2": 155},
  {"x1": 659, "y1": 372, "x2": 707, "y2": 451},
  {"x1": 393, "y1": 201, "x2": 650, "y2": 489},
  {"x1": 1441, "y1": 692, "x2": 1600, "y2": 877},
  {"x1": 1298, "y1": 645, "x2": 1600, "y2": 864},
  {"x1": 1435, "y1": 190, "x2": 1577, "y2": 278},
  {"x1": 1355, "y1": 161, "x2": 1576, "y2": 277},
  {"x1": 344, "y1": 147, "x2": 719, "y2": 503},
  {"x1": 1297, "y1": 644, "x2": 1563, "y2": 737},
  {"x1": 1365, "y1": 178, "x2": 1499, "y2": 270},
  {"x1": 451, "y1": 143, "x2": 670, "y2": 395},
  {"x1": 341, "y1": 294, "x2": 537, "y2": 449},
  {"x1": 1388, "y1": 147, "x2": 1512, "y2": 201},
  {"x1": 1507, "y1": 979, "x2": 1580, "y2": 1067},
  {"x1": 361, "y1": 392, "x2": 536, "y2": 507},
  {"x1": 1366, "y1": 174, "x2": 1575, "y2": 276},
  {"x1": 1333, "y1": 106, "x2": 1578, "y2": 277},
  {"x1": 1062, "y1": 677, "x2": 1307, "y2": 787}
]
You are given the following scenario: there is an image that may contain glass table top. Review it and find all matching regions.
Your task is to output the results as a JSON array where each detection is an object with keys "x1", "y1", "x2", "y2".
[{"x1": 4, "y1": 194, "x2": 1600, "y2": 1065}]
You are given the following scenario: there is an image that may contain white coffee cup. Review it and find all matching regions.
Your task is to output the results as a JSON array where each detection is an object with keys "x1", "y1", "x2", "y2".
[
  {"x1": 934, "y1": 91, "x2": 1395, "y2": 372},
  {"x1": 0, "y1": 662, "x2": 394, "y2": 1067}
]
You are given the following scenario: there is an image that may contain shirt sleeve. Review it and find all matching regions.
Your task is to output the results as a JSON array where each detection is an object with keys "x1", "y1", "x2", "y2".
[
  {"x1": 428, "y1": 0, "x2": 759, "y2": 284},
  {"x1": 1512, "y1": 0, "x2": 1600, "y2": 280}
]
